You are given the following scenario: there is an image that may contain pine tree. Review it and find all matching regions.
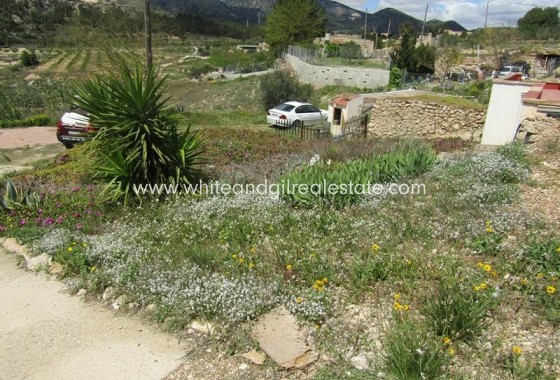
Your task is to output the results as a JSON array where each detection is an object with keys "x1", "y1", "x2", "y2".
[{"x1": 264, "y1": 0, "x2": 326, "y2": 55}]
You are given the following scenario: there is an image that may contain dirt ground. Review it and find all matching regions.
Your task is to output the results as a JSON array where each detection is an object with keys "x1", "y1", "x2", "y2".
[{"x1": 0, "y1": 127, "x2": 59, "y2": 149}]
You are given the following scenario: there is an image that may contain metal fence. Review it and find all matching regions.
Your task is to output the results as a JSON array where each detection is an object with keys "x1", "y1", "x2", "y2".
[{"x1": 272, "y1": 120, "x2": 331, "y2": 140}]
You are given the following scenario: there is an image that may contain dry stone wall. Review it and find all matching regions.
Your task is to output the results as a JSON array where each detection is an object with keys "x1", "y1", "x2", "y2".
[{"x1": 368, "y1": 99, "x2": 487, "y2": 141}]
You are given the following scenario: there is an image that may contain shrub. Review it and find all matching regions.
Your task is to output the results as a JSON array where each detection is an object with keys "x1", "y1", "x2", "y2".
[
  {"x1": 21, "y1": 50, "x2": 40, "y2": 66},
  {"x1": 389, "y1": 66, "x2": 402, "y2": 88},
  {"x1": 259, "y1": 70, "x2": 313, "y2": 111},
  {"x1": 72, "y1": 58, "x2": 205, "y2": 204},
  {"x1": 421, "y1": 280, "x2": 497, "y2": 341},
  {"x1": 384, "y1": 319, "x2": 450, "y2": 380}
]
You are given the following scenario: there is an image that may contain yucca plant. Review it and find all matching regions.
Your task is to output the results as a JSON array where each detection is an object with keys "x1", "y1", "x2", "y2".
[
  {"x1": 0, "y1": 178, "x2": 42, "y2": 211},
  {"x1": 72, "y1": 56, "x2": 205, "y2": 204}
]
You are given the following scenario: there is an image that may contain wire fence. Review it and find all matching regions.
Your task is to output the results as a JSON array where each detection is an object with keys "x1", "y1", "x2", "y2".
[{"x1": 287, "y1": 45, "x2": 390, "y2": 70}]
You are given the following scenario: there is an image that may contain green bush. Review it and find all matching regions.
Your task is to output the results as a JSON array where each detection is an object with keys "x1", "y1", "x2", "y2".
[
  {"x1": 21, "y1": 50, "x2": 40, "y2": 66},
  {"x1": 0, "y1": 114, "x2": 52, "y2": 128},
  {"x1": 73, "y1": 58, "x2": 206, "y2": 204},
  {"x1": 384, "y1": 319, "x2": 450, "y2": 380},
  {"x1": 421, "y1": 281, "x2": 497, "y2": 341},
  {"x1": 259, "y1": 70, "x2": 313, "y2": 111},
  {"x1": 389, "y1": 66, "x2": 402, "y2": 88}
]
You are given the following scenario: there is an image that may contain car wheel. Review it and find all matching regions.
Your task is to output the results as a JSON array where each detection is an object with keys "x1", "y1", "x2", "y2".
[
  {"x1": 63, "y1": 143, "x2": 74, "y2": 149},
  {"x1": 292, "y1": 120, "x2": 302, "y2": 128}
]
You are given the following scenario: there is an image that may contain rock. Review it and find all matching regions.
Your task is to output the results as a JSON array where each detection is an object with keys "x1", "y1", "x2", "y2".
[
  {"x1": 241, "y1": 349, "x2": 266, "y2": 365},
  {"x1": 77, "y1": 289, "x2": 87, "y2": 297},
  {"x1": 112, "y1": 294, "x2": 132, "y2": 309},
  {"x1": 25, "y1": 253, "x2": 52, "y2": 271},
  {"x1": 238, "y1": 363, "x2": 249, "y2": 371},
  {"x1": 102, "y1": 286, "x2": 116, "y2": 301},
  {"x1": 350, "y1": 354, "x2": 369, "y2": 370},
  {"x1": 3, "y1": 238, "x2": 28, "y2": 256},
  {"x1": 252, "y1": 306, "x2": 317, "y2": 369},
  {"x1": 190, "y1": 321, "x2": 215, "y2": 335},
  {"x1": 146, "y1": 304, "x2": 156, "y2": 312},
  {"x1": 49, "y1": 262, "x2": 64, "y2": 276}
]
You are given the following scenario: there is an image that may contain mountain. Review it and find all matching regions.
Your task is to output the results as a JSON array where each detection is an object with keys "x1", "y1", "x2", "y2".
[{"x1": 219, "y1": 1, "x2": 466, "y2": 34}]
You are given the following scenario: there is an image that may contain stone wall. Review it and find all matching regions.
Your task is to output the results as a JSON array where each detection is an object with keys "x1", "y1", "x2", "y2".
[
  {"x1": 285, "y1": 54, "x2": 390, "y2": 89},
  {"x1": 367, "y1": 99, "x2": 487, "y2": 141}
]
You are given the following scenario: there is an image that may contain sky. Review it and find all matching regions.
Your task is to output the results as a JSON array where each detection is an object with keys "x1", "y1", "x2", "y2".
[{"x1": 335, "y1": 0, "x2": 559, "y2": 30}]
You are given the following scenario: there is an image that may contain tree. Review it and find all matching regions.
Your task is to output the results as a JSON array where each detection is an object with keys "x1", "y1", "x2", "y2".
[
  {"x1": 264, "y1": 0, "x2": 326, "y2": 55},
  {"x1": 390, "y1": 22, "x2": 436, "y2": 73},
  {"x1": 438, "y1": 46, "x2": 464, "y2": 76},
  {"x1": 260, "y1": 70, "x2": 313, "y2": 111},
  {"x1": 340, "y1": 41, "x2": 362, "y2": 60},
  {"x1": 518, "y1": 7, "x2": 559, "y2": 39},
  {"x1": 390, "y1": 22, "x2": 419, "y2": 72}
]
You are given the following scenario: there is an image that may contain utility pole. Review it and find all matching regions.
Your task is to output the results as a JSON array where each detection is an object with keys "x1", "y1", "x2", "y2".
[
  {"x1": 144, "y1": 0, "x2": 153, "y2": 72},
  {"x1": 364, "y1": 8, "x2": 368, "y2": 42},
  {"x1": 484, "y1": 0, "x2": 490, "y2": 29},
  {"x1": 387, "y1": 19, "x2": 391, "y2": 37},
  {"x1": 420, "y1": 3, "x2": 428, "y2": 44}
]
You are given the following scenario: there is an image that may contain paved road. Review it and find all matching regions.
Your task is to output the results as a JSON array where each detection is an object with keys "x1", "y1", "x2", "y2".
[{"x1": 0, "y1": 250, "x2": 186, "y2": 380}]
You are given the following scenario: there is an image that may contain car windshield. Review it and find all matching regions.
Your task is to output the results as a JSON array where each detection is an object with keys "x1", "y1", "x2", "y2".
[{"x1": 275, "y1": 103, "x2": 296, "y2": 112}]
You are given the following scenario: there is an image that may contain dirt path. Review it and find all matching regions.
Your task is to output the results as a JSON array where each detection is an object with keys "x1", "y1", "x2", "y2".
[
  {"x1": 0, "y1": 127, "x2": 59, "y2": 149},
  {"x1": 0, "y1": 249, "x2": 187, "y2": 380}
]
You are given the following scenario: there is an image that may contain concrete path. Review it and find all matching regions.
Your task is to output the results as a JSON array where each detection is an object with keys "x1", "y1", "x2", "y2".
[{"x1": 0, "y1": 250, "x2": 186, "y2": 380}]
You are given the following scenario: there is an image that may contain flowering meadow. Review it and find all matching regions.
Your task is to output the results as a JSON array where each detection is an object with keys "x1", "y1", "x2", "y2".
[{"x1": 1, "y1": 132, "x2": 559, "y2": 379}]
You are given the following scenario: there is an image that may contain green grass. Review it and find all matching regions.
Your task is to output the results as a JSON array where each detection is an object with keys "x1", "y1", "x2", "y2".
[
  {"x1": 397, "y1": 94, "x2": 486, "y2": 110},
  {"x1": 315, "y1": 57, "x2": 389, "y2": 70}
]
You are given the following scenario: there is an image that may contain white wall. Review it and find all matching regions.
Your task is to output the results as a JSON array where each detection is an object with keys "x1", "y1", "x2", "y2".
[{"x1": 480, "y1": 81, "x2": 532, "y2": 145}]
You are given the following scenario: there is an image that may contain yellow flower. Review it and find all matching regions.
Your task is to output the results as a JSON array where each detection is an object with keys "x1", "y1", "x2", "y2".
[
  {"x1": 296, "y1": 297, "x2": 303, "y2": 304},
  {"x1": 286, "y1": 264, "x2": 293, "y2": 271},
  {"x1": 402, "y1": 304, "x2": 409, "y2": 311},
  {"x1": 536, "y1": 273, "x2": 545, "y2": 280},
  {"x1": 491, "y1": 270, "x2": 498, "y2": 278},
  {"x1": 482, "y1": 264, "x2": 492, "y2": 272},
  {"x1": 238, "y1": 258, "x2": 245, "y2": 264},
  {"x1": 248, "y1": 263, "x2": 255, "y2": 269},
  {"x1": 479, "y1": 283, "x2": 488, "y2": 290},
  {"x1": 556, "y1": 247, "x2": 560, "y2": 254},
  {"x1": 512, "y1": 345, "x2": 523, "y2": 356},
  {"x1": 520, "y1": 278, "x2": 528, "y2": 287},
  {"x1": 443, "y1": 337, "x2": 452, "y2": 345},
  {"x1": 313, "y1": 283, "x2": 323, "y2": 292},
  {"x1": 90, "y1": 266, "x2": 96, "y2": 272},
  {"x1": 231, "y1": 254, "x2": 237, "y2": 259},
  {"x1": 473, "y1": 285, "x2": 481, "y2": 292},
  {"x1": 551, "y1": 276, "x2": 558, "y2": 282},
  {"x1": 67, "y1": 247, "x2": 73, "y2": 253},
  {"x1": 394, "y1": 293, "x2": 401, "y2": 301},
  {"x1": 72, "y1": 241, "x2": 77, "y2": 246},
  {"x1": 322, "y1": 277, "x2": 328, "y2": 284},
  {"x1": 448, "y1": 348, "x2": 456, "y2": 356},
  {"x1": 486, "y1": 227, "x2": 493, "y2": 233},
  {"x1": 393, "y1": 302, "x2": 402, "y2": 311},
  {"x1": 372, "y1": 244, "x2": 380, "y2": 251},
  {"x1": 249, "y1": 247, "x2": 256, "y2": 254},
  {"x1": 477, "y1": 262, "x2": 484, "y2": 268},
  {"x1": 82, "y1": 243, "x2": 87, "y2": 248},
  {"x1": 546, "y1": 286, "x2": 556, "y2": 294},
  {"x1": 406, "y1": 260, "x2": 412, "y2": 266}
]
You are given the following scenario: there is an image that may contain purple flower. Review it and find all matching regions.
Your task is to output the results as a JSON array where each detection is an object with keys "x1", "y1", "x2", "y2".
[
  {"x1": 0, "y1": 226, "x2": 6, "y2": 232},
  {"x1": 43, "y1": 217, "x2": 54, "y2": 226},
  {"x1": 37, "y1": 209, "x2": 43, "y2": 215},
  {"x1": 36, "y1": 217, "x2": 43, "y2": 225},
  {"x1": 56, "y1": 217, "x2": 64, "y2": 224},
  {"x1": 76, "y1": 223, "x2": 83, "y2": 230},
  {"x1": 71, "y1": 186, "x2": 80, "y2": 192},
  {"x1": 87, "y1": 184, "x2": 95, "y2": 192},
  {"x1": 19, "y1": 219, "x2": 27, "y2": 226}
]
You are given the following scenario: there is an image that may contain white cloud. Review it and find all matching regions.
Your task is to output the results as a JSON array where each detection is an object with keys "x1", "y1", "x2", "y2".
[{"x1": 336, "y1": 0, "x2": 369, "y2": 10}]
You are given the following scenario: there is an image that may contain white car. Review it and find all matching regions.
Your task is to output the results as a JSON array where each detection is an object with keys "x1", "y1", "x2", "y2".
[{"x1": 267, "y1": 101, "x2": 328, "y2": 128}]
